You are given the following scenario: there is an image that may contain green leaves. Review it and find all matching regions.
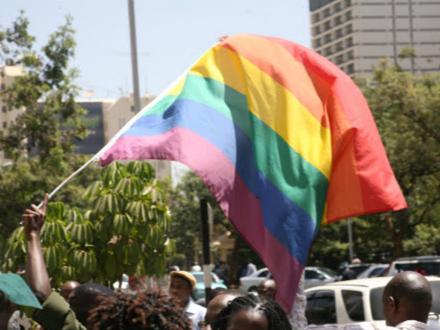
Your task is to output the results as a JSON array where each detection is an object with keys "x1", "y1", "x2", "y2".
[{"x1": 3, "y1": 161, "x2": 172, "y2": 286}]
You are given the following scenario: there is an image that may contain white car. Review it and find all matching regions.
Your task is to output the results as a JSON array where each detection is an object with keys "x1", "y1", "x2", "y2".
[
  {"x1": 356, "y1": 264, "x2": 388, "y2": 279},
  {"x1": 239, "y1": 268, "x2": 271, "y2": 292},
  {"x1": 305, "y1": 277, "x2": 440, "y2": 326},
  {"x1": 386, "y1": 256, "x2": 440, "y2": 276},
  {"x1": 239, "y1": 266, "x2": 338, "y2": 292}
]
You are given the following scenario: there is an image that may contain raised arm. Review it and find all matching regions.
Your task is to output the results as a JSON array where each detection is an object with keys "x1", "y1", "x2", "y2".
[{"x1": 23, "y1": 194, "x2": 52, "y2": 301}]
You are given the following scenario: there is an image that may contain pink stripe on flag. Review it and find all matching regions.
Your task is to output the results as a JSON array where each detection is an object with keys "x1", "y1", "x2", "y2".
[{"x1": 101, "y1": 129, "x2": 303, "y2": 311}]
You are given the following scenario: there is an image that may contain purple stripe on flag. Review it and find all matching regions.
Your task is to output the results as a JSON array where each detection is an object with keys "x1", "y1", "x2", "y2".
[{"x1": 101, "y1": 128, "x2": 303, "y2": 311}]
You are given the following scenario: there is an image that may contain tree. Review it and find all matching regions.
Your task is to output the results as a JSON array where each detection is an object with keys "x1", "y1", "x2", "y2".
[
  {"x1": 0, "y1": 12, "x2": 87, "y2": 161},
  {"x1": 166, "y1": 170, "x2": 263, "y2": 284},
  {"x1": 0, "y1": 12, "x2": 91, "y2": 259},
  {"x1": 357, "y1": 60, "x2": 440, "y2": 259},
  {"x1": 3, "y1": 161, "x2": 175, "y2": 288}
]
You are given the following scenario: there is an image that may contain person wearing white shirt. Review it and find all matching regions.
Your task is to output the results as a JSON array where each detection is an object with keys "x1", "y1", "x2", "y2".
[
  {"x1": 304, "y1": 272, "x2": 440, "y2": 330},
  {"x1": 170, "y1": 271, "x2": 206, "y2": 330}
]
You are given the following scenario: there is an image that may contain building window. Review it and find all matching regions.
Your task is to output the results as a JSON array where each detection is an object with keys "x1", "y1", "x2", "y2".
[
  {"x1": 324, "y1": 8, "x2": 331, "y2": 18},
  {"x1": 324, "y1": 34, "x2": 332, "y2": 43},
  {"x1": 313, "y1": 13, "x2": 320, "y2": 23},
  {"x1": 2, "y1": 106, "x2": 6, "y2": 113},
  {"x1": 345, "y1": 0, "x2": 352, "y2": 8},
  {"x1": 336, "y1": 42, "x2": 344, "y2": 52},
  {"x1": 345, "y1": 25, "x2": 353, "y2": 34},
  {"x1": 346, "y1": 37, "x2": 353, "y2": 47},
  {"x1": 347, "y1": 64, "x2": 355, "y2": 74},
  {"x1": 324, "y1": 21, "x2": 332, "y2": 30},
  {"x1": 313, "y1": 26, "x2": 321, "y2": 35},
  {"x1": 334, "y1": 3, "x2": 342, "y2": 12},
  {"x1": 314, "y1": 39, "x2": 322, "y2": 48},
  {"x1": 345, "y1": 11, "x2": 352, "y2": 21},
  {"x1": 324, "y1": 47, "x2": 333, "y2": 56},
  {"x1": 335, "y1": 29, "x2": 343, "y2": 39},
  {"x1": 335, "y1": 16, "x2": 342, "y2": 26},
  {"x1": 2, "y1": 122, "x2": 7, "y2": 129},
  {"x1": 336, "y1": 55, "x2": 344, "y2": 65},
  {"x1": 347, "y1": 51, "x2": 354, "y2": 60},
  {"x1": 0, "y1": 84, "x2": 5, "y2": 91}
]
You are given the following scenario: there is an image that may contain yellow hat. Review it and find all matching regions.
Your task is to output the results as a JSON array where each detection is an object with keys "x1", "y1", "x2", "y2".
[{"x1": 170, "y1": 271, "x2": 197, "y2": 289}]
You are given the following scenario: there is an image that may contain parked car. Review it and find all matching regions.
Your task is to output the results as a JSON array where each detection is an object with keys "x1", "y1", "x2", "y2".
[
  {"x1": 305, "y1": 277, "x2": 440, "y2": 326},
  {"x1": 356, "y1": 264, "x2": 388, "y2": 279},
  {"x1": 191, "y1": 272, "x2": 227, "y2": 300},
  {"x1": 239, "y1": 268, "x2": 271, "y2": 292},
  {"x1": 304, "y1": 267, "x2": 338, "y2": 289},
  {"x1": 239, "y1": 267, "x2": 338, "y2": 292},
  {"x1": 386, "y1": 256, "x2": 440, "y2": 276},
  {"x1": 337, "y1": 264, "x2": 374, "y2": 279}
]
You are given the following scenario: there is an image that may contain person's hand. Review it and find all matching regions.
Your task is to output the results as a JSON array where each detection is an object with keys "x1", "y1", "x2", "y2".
[{"x1": 23, "y1": 193, "x2": 49, "y2": 240}]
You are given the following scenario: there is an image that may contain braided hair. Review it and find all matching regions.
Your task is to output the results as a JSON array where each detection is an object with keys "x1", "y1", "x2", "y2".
[
  {"x1": 87, "y1": 288, "x2": 192, "y2": 330},
  {"x1": 211, "y1": 294, "x2": 291, "y2": 330}
]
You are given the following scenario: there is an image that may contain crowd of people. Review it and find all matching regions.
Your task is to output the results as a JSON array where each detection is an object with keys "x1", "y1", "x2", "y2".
[{"x1": 0, "y1": 196, "x2": 439, "y2": 330}]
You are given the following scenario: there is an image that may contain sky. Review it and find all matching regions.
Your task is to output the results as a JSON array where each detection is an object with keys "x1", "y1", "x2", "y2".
[
  {"x1": 2, "y1": 0, "x2": 311, "y2": 99},
  {"x1": 2, "y1": 0, "x2": 312, "y2": 180}
]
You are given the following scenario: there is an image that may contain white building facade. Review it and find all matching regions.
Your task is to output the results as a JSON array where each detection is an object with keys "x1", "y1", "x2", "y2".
[{"x1": 309, "y1": 0, "x2": 440, "y2": 76}]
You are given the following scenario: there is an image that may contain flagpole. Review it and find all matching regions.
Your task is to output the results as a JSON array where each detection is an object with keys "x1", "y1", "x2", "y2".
[
  {"x1": 32, "y1": 41, "x2": 219, "y2": 210},
  {"x1": 128, "y1": 0, "x2": 141, "y2": 113}
]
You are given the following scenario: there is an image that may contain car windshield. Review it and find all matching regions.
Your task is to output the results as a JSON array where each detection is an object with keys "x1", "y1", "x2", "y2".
[
  {"x1": 192, "y1": 274, "x2": 218, "y2": 283},
  {"x1": 370, "y1": 282, "x2": 440, "y2": 320},
  {"x1": 395, "y1": 262, "x2": 440, "y2": 276}
]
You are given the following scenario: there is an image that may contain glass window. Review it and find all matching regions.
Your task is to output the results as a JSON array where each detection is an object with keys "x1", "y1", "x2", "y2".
[
  {"x1": 313, "y1": 13, "x2": 320, "y2": 23},
  {"x1": 306, "y1": 270, "x2": 321, "y2": 280},
  {"x1": 2, "y1": 106, "x2": 6, "y2": 113},
  {"x1": 430, "y1": 282, "x2": 440, "y2": 315},
  {"x1": 370, "y1": 287, "x2": 384, "y2": 320},
  {"x1": 259, "y1": 270, "x2": 269, "y2": 278},
  {"x1": 306, "y1": 290, "x2": 337, "y2": 325},
  {"x1": 320, "y1": 267, "x2": 337, "y2": 277},
  {"x1": 342, "y1": 290, "x2": 364, "y2": 322},
  {"x1": 2, "y1": 122, "x2": 7, "y2": 129}
]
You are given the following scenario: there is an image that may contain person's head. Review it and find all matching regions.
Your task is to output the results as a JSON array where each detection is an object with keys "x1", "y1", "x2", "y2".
[
  {"x1": 128, "y1": 276, "x2": 144, "y2": 293},
  {"x1": 257, "y1": 280, "x2": 276, "y2": 299},
  {"x1": 209, "y1": 287, "x2": 227, "y2": 300},
  {"x1": 60, "y1": 281, "x2": 80, "y2": 301},
  {"x1": 211, "y1": 294, "x2": 291, "y2": 330},
  {"x1": 382, "y1": 271, "x2": 432, "y2": 326},
  {"x1": 87, "y1": 289, "x2": 192, "y2": 330},
  {"x1": 169, "y1": 271, "x2": 196, "y2": 307},
  {"x1": 204, "y1": 291, "x2": 246, "y2": 330},
  {"x1": 69, "y1": 283, "x2": 115, "y2": 326}
]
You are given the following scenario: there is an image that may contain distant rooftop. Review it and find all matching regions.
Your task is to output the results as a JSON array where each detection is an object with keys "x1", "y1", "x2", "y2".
[{"x1": 309, "y1": 0, "x2": 336, "y2": 11}]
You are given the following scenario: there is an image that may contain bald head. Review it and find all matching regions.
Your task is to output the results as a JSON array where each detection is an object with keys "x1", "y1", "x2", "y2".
[
  {"x1": 382, "y1": 271, "x2": 432, "y2": 326},
  {"x1": 60, "y1": 281, "x2": 80, "y2": 301},
  {"x1": 204, "y1": 291, "x2": 245, "y2": 329},
  {"x1": 257, "y1": 279, "x2": 276, "y2": 298}
]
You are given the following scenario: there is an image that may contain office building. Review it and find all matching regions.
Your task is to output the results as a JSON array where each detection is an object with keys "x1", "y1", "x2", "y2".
[
  {"x1": 0, "y1": 66, "x2": 171, "y2": 179},
  {"x1": 76, "y1": 95, "x2": 172, "y2": 180},
  {"x1": 309, "y1": 0, "x2": 440, "y2": 76}
]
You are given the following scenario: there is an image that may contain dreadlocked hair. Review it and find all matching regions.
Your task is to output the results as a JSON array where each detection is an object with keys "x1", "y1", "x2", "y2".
[
  {"x1": 211, "y1": 294, "x2": 291, "y2": 330},
  {"x1": 87, "y1": 288, "x2": 192, "y2": 330}
]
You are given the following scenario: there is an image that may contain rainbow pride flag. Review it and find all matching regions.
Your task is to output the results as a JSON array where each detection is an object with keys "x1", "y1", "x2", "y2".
[{"x1": 98, "y1": 34, "x2": 406, "y2": 311}]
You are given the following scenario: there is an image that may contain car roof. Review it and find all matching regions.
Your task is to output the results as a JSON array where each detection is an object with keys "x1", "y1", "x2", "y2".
[
  {"x1": 394, "y1": 256, "x2": 440, "y2": 262},
  {"x1": 305, "y1": 276, "x2": 440, "y2": 291}
]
